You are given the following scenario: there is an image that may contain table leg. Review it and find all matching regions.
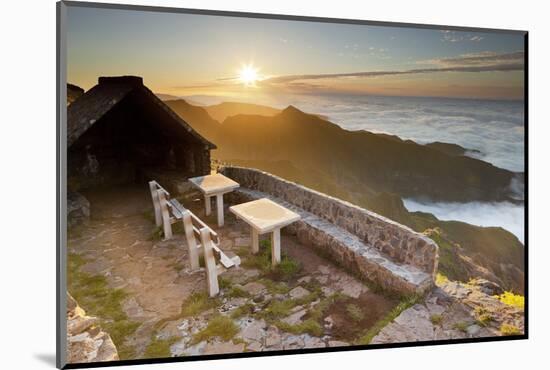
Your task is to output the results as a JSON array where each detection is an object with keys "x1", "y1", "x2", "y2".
[
  {"x1": 271, "y1": 228, "x2": 281, "y2": 266},
  {"x1": 251, "y1": 227, "x2": 259, "y2": 254},
  {"x1": 216, "y1": 194, "x2": 224, "y2": 227},
  {"x1": 205, "y1": 195, "x2": 211, "y2": 216}
]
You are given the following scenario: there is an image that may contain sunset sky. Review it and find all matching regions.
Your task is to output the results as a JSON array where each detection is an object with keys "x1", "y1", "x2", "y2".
[{"x1": 67, "y1": 5, "x2": 525, "y2": 100}]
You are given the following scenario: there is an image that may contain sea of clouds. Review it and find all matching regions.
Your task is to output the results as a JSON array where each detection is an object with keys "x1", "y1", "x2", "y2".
[{"x1": 404, "y1": 199, "x2": 524, "y2": 243}]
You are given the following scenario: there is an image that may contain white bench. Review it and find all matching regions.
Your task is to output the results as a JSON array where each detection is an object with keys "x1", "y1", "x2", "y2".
[{"x1": 148, "y1": 180, "x2": 241, "y2": 296}]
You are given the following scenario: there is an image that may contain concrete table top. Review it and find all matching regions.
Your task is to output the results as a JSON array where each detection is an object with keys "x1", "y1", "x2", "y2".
[
  {"x1": 229, "y1": 198, "x2": 301, "y2": 234},
  {"x1": 189, "y1": 173, "x2": 240, "y2": 227},
  {"x1": 188, "y1": 173, "x2": 240, "y2": 195}
]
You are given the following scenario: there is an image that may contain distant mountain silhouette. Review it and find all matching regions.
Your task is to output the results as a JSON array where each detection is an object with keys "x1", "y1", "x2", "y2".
[
  {"x1": 164, "y1": 99, "x2": 220, "y2": 141},
  {"x1": 205, "y1": 102, "x2": 281, "y2": 122},
  {"x1": 155, "y1": 93, "x2": 181, "y2": 101}
]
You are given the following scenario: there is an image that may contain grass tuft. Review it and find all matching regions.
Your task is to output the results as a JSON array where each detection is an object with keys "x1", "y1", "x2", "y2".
[
  {"x1": 227, "y1": 286, "x2": 250, "y2": 298},
  {"x1": 181, "y1": 292, "x2": 219, "y2": 318},
  {"x1": 241, "y1": 240, "x2": 301, "y2": 281},
  {"x1": 230, "y1": 303, "x2": 255, "y2": 319},
  {"x1": 275, "y1": 318, "x2": 323, "y2": 337},
  {"x1": 474, "y1": 307, "x2": 493, "y2": 327},
  {"x1": 346, "y1": 304, "x2": 364, "y2": 322},
  {"x1": 191, "y1": 315, "x2": 239, "y2": 344},
  {"x1": 143, "y1": 335, "x2": 179, "y2": 359},
  {"x1": 430, "y1": 314, "x2": 443, "y2": 325},
  {"x1": 453, "y1": 321, "x2": 469, "y2": 332}
]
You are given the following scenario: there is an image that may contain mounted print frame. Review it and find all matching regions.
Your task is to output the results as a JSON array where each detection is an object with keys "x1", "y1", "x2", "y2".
[{"x1": 57, "y1": 1, "x2": 528, "y2": 368}]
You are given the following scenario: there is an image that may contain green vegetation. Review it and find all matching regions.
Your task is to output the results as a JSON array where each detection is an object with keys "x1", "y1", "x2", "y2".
[
  {"x1": 143, "y1": 335, "x2": 179, "y2": 359},
  {"x1": 149, "y1": 226, "x2": 164, "y2": 241},
  {"x1": 241, "y1": 239, "x2": 301, "y2": 281},
  {"x1": 67, "y1": 253, "x2": 141, "y2": 360},
  {"x1": 259, "y1": 278, "x2": 291, "y2": 295},
  {"x1": 227, "y1": 285, "x2": 250, "y2": 298},
  {"x1": 260, "y1": 299, "x2": 296, "y2": 319},
  {"x1": 307, "y1": 293, "x2": 346, "y2": 322},
  {"x1": 191, "y1": 315, "x2": 239, "y2": 344},
  {"x1": 474, "y1": 307, "x2": 493, "y2": 327},
  {"x1": 430, "y1": 314, "x2": 443, "y2": 325},
  {"x1": 453, "y1": 321, "x2": 469, "y2": 333},
  {"x1": 500, "y1": 323, "x2": 522, "y2": 336},
  {"x1": 495, "y1": 291, "x2": 525, "y2": 309},
  {"x1": 218, "y1": 276, "x2": 232, "y2": 290},
  {"x1": 356, "y1": 294, "x2": 421, "y2": 345},
  {"x1": 424, "y1": 228, "x2": 468, "y2": 281},
  {"x1": 181, "y1": 292, "x2": 220, "y2": 317},
  {"x1": 346, "y1": 304, "x2": 364, "y2": 322},
  {"x1": 276, "y1": 318, "x2": 323, "y2": 337},
  {"x1": 230, "y1": 303, "x2": 255, "y2": 319}
]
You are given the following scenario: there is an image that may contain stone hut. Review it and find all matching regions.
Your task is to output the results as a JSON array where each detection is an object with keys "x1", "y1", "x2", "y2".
[{"x1": 67, "y1": 76, "x2": 215, "y2": 191}]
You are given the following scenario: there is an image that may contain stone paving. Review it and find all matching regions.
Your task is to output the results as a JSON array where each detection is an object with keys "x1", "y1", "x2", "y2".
[{"x1": 67, "y1": 186, "x2": 395, "y2": 359}]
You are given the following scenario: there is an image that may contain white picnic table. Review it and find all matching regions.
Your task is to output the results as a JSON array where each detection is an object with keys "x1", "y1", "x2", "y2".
[
  {"x1": 229, "y1": 198, "x2": 301, "y2": 266},
  {"x1": 188, "y1": 173, "x2": 240, "y2": 227}
]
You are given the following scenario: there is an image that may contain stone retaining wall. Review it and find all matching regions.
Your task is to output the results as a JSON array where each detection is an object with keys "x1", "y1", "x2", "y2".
[{"x1": 221, "y1": 166, "x2": 438, "y2": 280}]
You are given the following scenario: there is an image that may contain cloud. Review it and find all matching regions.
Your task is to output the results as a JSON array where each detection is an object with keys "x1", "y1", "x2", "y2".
[
  {"x1": 422, "y1": 51, "x2": 524, "y2": 67},
  {"x1": 441, "y1": 30, "x2": 485, "y2": 43},
  {"x1": 441, "y1": 30, "x2": 464, "y2": 42},
  {"x1": 259, "y1": 51, "x2": 524, "y2": 85}
]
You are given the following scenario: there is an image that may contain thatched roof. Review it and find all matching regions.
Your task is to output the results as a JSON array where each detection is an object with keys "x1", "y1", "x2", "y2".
[{"x1": 67, "y1": 76, "x2": 216, "y2": 149}]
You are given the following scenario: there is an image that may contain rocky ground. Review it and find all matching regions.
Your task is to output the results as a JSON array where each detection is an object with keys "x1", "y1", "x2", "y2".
[
  {"x1": 67, "y1": 185, "x2": 524, "y2": 363},
  {"x1": 372, "y1": 278, "x2": 524, "y2": 344},
  {"x1": 66, "y1": 293, "x2": 118, "y2": 363}
]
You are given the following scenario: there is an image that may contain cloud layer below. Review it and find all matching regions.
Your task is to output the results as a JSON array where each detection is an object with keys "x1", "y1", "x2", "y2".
[{"x1": 404, "y1": 199, "x2": 524, "y2": 243}]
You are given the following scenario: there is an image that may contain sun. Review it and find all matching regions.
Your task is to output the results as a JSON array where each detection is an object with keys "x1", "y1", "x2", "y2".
[{"x1": 238, "y1": 64, "x2": 259, "y2": 86}]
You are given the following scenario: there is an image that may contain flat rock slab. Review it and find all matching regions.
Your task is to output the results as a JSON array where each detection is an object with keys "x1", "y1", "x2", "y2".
[
  {"x1": 239, "y1": 319, "x2": 267, "y2": 342},
  {"x1": 204, "y1": 341, "x2": 245, "y2": 355},
  {"x1": 289, "y1": 286, "x2": 311, "y2": 299},
  {"x1": 234, "y1": 237, "x2": 251, "y2": 247},
  {"x1": 242, "y1": 282, "x2": 266, "y2": 296},
  {"x1": 282, "y1": 309, "x2": 307, "y2": 325}
]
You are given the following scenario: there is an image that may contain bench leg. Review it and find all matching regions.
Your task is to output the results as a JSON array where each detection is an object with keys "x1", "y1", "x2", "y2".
[
  {"x1": 149, "y1": 183, "x2": 162, "y2": 227},
  {"x1": 158, "y1": 191, "x2": 173, "y2": 240},
  {"x1": 251, "y1": 227, "x2": 259, "y2": 254},
  {"x1": 216, "y1": 194, "x2": 224, "y2": 227},
  {"x1": 271, "y1": 228, "x2": 281, "y2": 266},
  {"x1": 205, "y1": 195, "x2": 211, "y2": 216},
  {"x1": 200, "y1": 228, "x2": 219, "y2": 297},
  {"x1": 182, "y1": 212, "x2": 200, "y2": 271}
]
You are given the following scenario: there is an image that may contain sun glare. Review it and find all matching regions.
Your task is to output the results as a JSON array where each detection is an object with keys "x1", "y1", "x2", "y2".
[{"x1": 238, "y1": 64, "x2": 259, "y2": 86}]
